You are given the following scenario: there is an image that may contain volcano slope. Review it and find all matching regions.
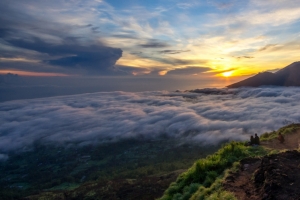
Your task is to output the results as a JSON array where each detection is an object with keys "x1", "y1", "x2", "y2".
[
  {"x1": 160, "y1": 124, "x2": 300, "y2": 200},
  {"x1": 223, "y1": 124, "x2": 300, "y2": 200}
]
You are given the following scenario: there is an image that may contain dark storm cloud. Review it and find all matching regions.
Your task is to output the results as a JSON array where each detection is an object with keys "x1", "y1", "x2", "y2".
[
  {"x1": 0, "y1": 1, "x2": 70, "y2": 41},
  {"x1": 130, "y1": 51, "x2": 143, "y2": 55},
  {"x1": 0, "y1": 0, "x2": 123, "y2": 75},
  {"x1": 157, "y1": 50, "x2": 191, "y2": 54},
  {"x1": 112, "y1": 34, "x2": 139, "y2": 39},
  {"x1": 4, "y1": 38, "x2": 122, "y2": 74},
  {"x1": 91, "y1": 27, "x2": 100, "y2": 33},
  {"x1": 167, "y1": 66, "x2": 212, "y2": 75},
  {"x1": 1, "y1": 87, "x2": 300, "y2": 156},
  {"x1": 0, "y1": 28, "x2": 11, "y2": 37},
  {"x1": 157, "y1": 58, "x2": 207, "y2": 65},
  {"x1": 138, "y1": 40, "x2": 170, "y2": 48}
]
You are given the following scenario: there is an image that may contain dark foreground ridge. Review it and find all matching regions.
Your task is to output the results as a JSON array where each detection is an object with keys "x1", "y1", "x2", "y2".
[
  {"x1": 25, "y1": 170, "x2": 184, "y2": 200},
  {"x1": 224, "y1": 150, "x2": 300, "y2": 200},
  {"x1": 227, "y1": 61, "x2": 300, "y2": 88},
  {"x1": 3, "y1": 125, "x2": 300, "y2": 199}
]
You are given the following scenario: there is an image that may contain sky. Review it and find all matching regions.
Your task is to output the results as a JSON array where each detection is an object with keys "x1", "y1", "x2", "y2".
[
  {"x1": 1, "y1": 87, "x2": 300, "y2": 160},
  {"x1": 1, "y1": 0, "x2": 300, "y2": 98}
]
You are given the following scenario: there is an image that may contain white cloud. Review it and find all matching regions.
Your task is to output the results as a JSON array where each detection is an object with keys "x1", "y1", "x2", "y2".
[
  {"x1": 241, "y1": 7, "x2": 300, "y2": 26},
  {"x1": 1, "y1": 87, "x2": 300, "y2": 154}
]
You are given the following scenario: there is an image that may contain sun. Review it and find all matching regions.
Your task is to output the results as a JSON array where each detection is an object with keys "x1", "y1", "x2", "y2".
[{"x1": 222, "y1": 71, "x2": 233, "y2": 77}]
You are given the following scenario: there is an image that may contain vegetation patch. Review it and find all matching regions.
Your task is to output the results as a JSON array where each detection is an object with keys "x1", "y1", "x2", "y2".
[
  {"x1": 160, "y1": 124, "x2": 300, "y2": 200},
  {"x1": 0, "y1": 139, "x2": 219, "y2": 199},
  {"x1": 160, "y1": 142, "x2": 268, "y2": 200}
]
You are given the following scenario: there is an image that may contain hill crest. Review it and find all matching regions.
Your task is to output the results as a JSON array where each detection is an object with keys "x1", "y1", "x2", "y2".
[{"x1": 227, "y1": 61, "x2": 300, "y2": 88}]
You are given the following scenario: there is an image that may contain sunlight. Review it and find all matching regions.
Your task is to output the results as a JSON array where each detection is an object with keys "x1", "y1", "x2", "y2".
[{"x1": 222, "y1": 71, "x2": 233, "y2": 77}]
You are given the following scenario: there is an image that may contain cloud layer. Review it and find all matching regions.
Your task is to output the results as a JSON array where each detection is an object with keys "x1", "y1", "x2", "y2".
[{"x1": 1, "y1": 87, "x2": 300, "y2": 156}]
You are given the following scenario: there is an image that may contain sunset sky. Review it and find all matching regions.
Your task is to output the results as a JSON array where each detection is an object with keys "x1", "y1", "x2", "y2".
[{"x1": 1, "y1": 0, "x2": 300, "y2": 94}]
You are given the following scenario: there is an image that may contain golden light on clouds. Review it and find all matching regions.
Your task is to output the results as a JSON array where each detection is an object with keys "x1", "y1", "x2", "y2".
[
  {"x1": 0, "y1": 57, "x2": 39, "y2": 63},
  {"x1": 117, "y1": 53, "x2": 171, "y2": 69},
  {"x1": 0, "y1": 70, "x2": 70, "y2": 77},
  {"x1": 158, "y1": 70, "x2": 168, "y2": 76},
  {"x1": 222, "y1": 71, "x2": 233, "y2": 77},
  {"x1": 131, "y1": 69, "x2": 151, "y2": 76}
]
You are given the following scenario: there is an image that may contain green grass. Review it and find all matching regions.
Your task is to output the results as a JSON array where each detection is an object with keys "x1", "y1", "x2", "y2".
[
  {"x1": 159, "y1": 142, "x2": 268, "y2": 200},
  {"x1": 260, "y1": 123, "x2": 300, "y2": 141}
]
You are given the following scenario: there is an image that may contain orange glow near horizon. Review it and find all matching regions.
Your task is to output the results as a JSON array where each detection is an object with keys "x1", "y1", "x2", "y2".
[
  {"x1": 0, "y1": 70, "x2": 70, "y2": 77},
  {"x1": 158, "y1": 70, "x2": 168, "y2": 76},
  {"x1": 222, "y1": 71, "x2": 233, "y2": 77}
]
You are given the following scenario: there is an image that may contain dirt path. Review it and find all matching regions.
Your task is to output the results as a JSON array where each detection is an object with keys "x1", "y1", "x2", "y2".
[
  {"x1": 260, "y1": 130, "x2": 300, "y2": 150},
  {"x1": 223, "y1": 158, "x2": 262, "y2": 200}
]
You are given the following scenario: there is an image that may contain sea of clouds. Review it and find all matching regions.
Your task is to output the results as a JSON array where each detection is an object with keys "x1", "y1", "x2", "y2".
[{"x1": 1, "y1": 87, "x2": 300, "y2": 160}]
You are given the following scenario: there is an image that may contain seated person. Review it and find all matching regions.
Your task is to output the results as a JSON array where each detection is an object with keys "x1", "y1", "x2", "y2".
[
  {"x1": 254, "y1": 133, "x2": 260, "y2": 145},
  {"x1": 248, "y1": 135, "x2": 254, "y2": 145}
]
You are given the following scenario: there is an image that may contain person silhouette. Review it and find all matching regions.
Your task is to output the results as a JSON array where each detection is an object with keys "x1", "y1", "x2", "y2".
[{"x1": 248, "y1": 135, "x2": 254, "y2": 146}]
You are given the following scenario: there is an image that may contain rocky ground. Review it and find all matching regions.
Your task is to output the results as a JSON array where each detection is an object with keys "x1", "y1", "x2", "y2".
[
  {"x1": 223, "y1": 130, "x2": 300, "y2": 200},
  {"x1": 224, "y1": 151, "x2": 300, "y2": 200}
]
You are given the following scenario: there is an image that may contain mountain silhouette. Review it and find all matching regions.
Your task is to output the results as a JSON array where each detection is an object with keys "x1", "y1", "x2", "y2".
[{"x1": 227, "y1": 61, "x2": 300, "y2": 88}]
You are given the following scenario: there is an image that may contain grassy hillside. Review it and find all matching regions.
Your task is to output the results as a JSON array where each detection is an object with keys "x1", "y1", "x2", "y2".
[
  {"x1": 160, "y1": 124, "x2": 300, "y2": 200},
  {"x1": 159, "y1": 142, "x2": 268, "y2": 200}
]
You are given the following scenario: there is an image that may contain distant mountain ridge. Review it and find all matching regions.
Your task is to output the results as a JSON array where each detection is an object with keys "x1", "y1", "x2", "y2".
[{"x1": 227, "y1": 61, "x2": 300, "y2": 88}]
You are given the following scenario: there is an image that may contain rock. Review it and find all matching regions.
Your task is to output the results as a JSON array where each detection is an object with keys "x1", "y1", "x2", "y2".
[
  {"x1": 244, "y1": 164, "x2": 249, "y2": 170},
  {"x1": 224, "y1": 151, "x2": 300, "y2": 200}
]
